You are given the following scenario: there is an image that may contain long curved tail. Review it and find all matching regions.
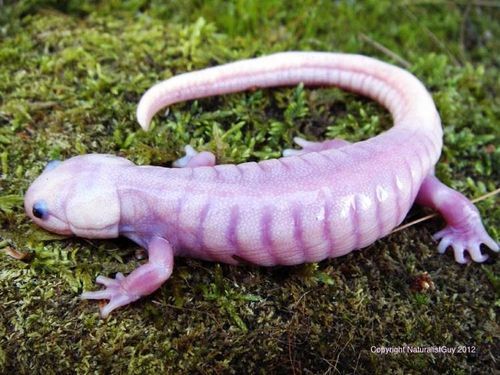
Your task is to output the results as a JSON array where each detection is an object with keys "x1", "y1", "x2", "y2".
[{"x1": 137, "y1": 52, "x2": 441, "y2": 142}]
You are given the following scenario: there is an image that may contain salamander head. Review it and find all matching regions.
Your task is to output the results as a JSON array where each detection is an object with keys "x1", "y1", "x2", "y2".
[{"x1": 24, "y1": 154, "x2": 134, "y2": 239}]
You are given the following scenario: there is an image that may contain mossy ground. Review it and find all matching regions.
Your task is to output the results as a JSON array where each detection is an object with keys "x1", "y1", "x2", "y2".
[{"x1": 0, "y1": 0, "x2": 499, "y2": 373}]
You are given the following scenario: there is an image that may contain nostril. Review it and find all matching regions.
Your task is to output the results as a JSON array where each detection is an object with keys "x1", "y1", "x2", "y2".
[{"x1": 32, "y1": 200, "x2": 48, "y2": 219}]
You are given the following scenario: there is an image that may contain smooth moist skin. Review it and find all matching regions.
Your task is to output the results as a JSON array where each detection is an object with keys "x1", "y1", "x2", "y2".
[{"x1": 24, "y1": 52, "x2": 498, "y2": 317}]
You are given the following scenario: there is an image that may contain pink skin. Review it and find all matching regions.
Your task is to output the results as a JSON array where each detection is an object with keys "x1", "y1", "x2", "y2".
[{"x1": 24, "y1": 52, "x2": 498, "y2": 318}]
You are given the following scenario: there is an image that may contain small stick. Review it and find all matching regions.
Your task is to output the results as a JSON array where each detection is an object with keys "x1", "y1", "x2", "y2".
[
  {"x1": 401, "y1": 6, "x2": 462, "y2": 66},
  {"x1": 359, "y1": 33, "x2": 411, "y2": 69},
  {"x1": 391, "y1": 187, "x2": 500, "y2": 234}
]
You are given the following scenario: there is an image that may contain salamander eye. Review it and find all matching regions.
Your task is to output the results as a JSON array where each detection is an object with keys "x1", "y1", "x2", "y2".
[{"x1": 32, "y1": 200, "x2": 48, "y2": 219}]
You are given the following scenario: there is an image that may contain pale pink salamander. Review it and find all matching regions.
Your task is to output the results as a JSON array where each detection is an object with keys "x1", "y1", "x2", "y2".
[{"x1": 24, "y1": 52, "x2": 498, "y2": 317}]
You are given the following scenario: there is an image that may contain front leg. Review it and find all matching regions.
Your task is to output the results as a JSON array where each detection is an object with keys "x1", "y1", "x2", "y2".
[
  {"x1": 416, "y1": 175, "x2": 498, "y2": 263},
  {"x1": 81, "y1": 236, "x2": 174, "y2": 318}
]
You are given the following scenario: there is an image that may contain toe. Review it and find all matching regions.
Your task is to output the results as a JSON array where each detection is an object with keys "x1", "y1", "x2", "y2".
[
  {"x1": 468, "y1": 244, "x2": 488, "y2": 263},
  {"x1": 437, "y1": 237, "x2": 452, "y2": 254},
  {"x1": 452, "y1": 243, "x2": 467, "y2": 264},
  {"x1": 172, "y1": 155, "x2": 190, "y2": 168},
  {"x1": 433, "y1": 228, "x2": 449, "y2": 241},
  {"x1": 81, "y1": 289, "x2": 112, "y2": 300},
  {"x1": 96, "y1": 275, "x2": 118, "y2": 287},
  {"x1": 282, "y1": 149, "x2": 303, "y2": 157},
  {"x1": 183, "y1": 145, "x2": 197, "y2": 157},
  {"x1": 100, "y1": 293, "x2": 139, "y2": 318},
  {"x1": 293, "y1": 137, "x2": 312, "y2": 148},
  {"x1": 483, "y1": 237, "x2": 499, "y2": 252}
]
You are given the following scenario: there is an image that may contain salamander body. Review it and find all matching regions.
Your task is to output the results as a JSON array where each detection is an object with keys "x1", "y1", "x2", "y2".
[{"x1": 24, "y1": 52, "x2": 498, "y2": 317}]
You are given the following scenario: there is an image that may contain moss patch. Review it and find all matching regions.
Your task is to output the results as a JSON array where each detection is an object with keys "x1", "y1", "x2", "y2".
[{"x1": 0, "y1": 1, "x2": 498, "y2": 373}]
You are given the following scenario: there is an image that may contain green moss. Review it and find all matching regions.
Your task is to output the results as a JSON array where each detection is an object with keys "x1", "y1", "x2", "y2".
[{"x1": 0, "y1": 0, "x2": 498, "y2": 373}]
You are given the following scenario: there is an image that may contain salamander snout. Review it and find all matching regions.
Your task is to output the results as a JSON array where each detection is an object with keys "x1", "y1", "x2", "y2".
[{"x1": 25, "y1": 154, "x2": 134, "y2": 239}]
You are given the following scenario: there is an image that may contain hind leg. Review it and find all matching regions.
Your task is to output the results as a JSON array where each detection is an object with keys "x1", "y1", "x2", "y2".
[
  {"x1": 283, "y1": 137, "x2": 350, "y2": 156},
  {"x1": 416, "y1": 174, "x2": 498, "y2": 263}
]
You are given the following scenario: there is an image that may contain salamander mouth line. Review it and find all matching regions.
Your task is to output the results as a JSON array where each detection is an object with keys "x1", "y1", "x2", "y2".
[{"x1": 69, "y1": 222, "x2": 117, "y2": 232}]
